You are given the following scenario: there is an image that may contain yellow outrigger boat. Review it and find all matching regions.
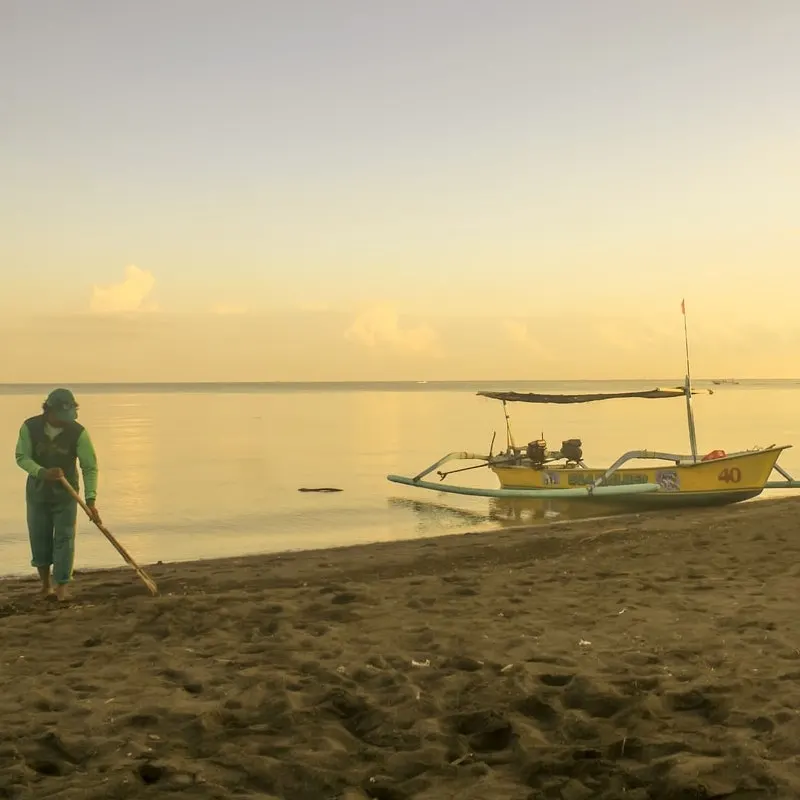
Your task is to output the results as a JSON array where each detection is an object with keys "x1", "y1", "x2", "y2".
[
  {"x1": 388, "y1": 307, "x2": 800, "y2": 510},
  {"x1": 387, "y1": 385, "x2": 800, "y2": 510}
]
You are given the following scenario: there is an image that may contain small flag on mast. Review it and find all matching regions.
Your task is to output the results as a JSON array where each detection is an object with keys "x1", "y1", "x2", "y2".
[{"x1": 681, "y1": 299, "x2": 685, "y2": 315}]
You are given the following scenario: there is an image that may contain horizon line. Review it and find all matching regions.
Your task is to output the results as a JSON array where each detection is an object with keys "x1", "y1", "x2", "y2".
[{"x1": 0, "y1": 377, "x2": 791, "y2": 389}]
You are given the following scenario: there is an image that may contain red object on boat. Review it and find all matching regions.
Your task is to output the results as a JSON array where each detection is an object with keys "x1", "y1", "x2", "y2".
[{"x1": 701, "y1": 449, "x2": 727, "y2": 461}]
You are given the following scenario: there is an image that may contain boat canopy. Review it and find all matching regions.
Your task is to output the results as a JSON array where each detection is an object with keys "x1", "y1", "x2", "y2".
[{"x1": 477, "y1": 387, "x2": 712, "y2": 405}]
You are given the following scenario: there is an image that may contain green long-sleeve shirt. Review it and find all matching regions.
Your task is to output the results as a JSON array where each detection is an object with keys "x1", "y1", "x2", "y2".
[{"x1": 15, "y1": 423, "x2": 98, "y2": 502}]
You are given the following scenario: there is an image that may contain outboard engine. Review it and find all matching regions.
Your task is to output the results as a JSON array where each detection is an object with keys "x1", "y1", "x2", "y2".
[
  {"x1": 526, "y1": 439, "x2": 548, "y2": 467},
  {"x1": 560, "y1": 438, "x2": 583, "y2": 464}
]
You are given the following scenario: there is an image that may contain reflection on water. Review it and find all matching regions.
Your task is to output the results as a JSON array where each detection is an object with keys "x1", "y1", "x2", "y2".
[
  {"x1": 387, "y1": 493, "x2": 623, "y2": 533},
  {"x1": 1, "y1": 381, "x2": 800, "y2": 577},
  {"x1": 387, "y1": 496, "x2": 492, "y2": 531},
  {"x1": 98, "y1": 400, "x2": 156, "y2": 521},
  {"x1": 488, "y1": 496, "x2": 624, "y2": 525}
]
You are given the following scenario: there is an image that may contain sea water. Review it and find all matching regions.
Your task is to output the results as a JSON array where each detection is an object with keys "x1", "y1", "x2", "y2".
[{"x1": 1, "y1": 380, "x2": 799, "y2": 576}]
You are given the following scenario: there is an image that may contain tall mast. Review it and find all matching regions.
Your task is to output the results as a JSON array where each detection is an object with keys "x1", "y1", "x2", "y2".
[{"x1": 682, "y1": 299, "x2": 698, "y2": 462}]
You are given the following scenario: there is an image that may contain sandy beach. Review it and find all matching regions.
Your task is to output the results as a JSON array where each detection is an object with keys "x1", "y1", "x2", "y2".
[{"x1": 2, "y1": 498, "x2": 800, "y2": 799}]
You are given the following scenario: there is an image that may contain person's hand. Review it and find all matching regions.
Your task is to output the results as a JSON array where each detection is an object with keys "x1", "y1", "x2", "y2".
[
  {"x1": 41, "y1": 467, "x2": 64, "y2": 481},
  {"x1": 87, "y1": 503, "x2": 102, "y2": 525}
]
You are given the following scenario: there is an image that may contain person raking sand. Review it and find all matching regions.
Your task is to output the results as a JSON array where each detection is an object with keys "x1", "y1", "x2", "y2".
[{"x1": 13, "y1": 388, "x2": 101, "y2": 602}]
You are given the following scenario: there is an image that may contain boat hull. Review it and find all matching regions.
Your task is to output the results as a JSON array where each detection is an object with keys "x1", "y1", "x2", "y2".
[{"x1": 490, "y1": 446, "x2": 788, "y2": 509}]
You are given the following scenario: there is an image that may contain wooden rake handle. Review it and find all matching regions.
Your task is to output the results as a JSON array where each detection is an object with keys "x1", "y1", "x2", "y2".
[{"x1": 59, "y1": 477, "x2": 159, "y2": 596}]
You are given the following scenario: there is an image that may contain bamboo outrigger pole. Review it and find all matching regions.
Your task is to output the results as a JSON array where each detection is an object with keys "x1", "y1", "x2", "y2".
[
  {"x1": 60, "y1": 477, "x2": 158, "y2": 596},
  {"x1": 682, "y1": 298, "x2": 699, "y2": 463}
]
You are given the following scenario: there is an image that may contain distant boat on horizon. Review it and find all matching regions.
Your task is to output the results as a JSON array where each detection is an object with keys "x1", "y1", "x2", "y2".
[{"x1": 711, "y1": 378, "x2": 740, "y2": 385}]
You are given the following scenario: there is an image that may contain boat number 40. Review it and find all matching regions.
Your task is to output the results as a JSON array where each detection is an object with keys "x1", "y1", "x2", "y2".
[{"x1": 717, "y1": 467, "x2": 742, "y2": 483}]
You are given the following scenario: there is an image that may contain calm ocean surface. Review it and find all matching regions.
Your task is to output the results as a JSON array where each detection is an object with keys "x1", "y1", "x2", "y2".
[{"x1": 2, "y1": 380, "x2": 799, "y2": 577}]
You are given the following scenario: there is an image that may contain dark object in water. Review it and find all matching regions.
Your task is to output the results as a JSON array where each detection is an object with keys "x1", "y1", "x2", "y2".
[{"x1": 298, "y1": 487, "x2": 343, "y2": 493}]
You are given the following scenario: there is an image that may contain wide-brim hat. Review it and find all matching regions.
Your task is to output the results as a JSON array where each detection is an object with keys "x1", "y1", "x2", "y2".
[{"x1": 45, "y1": 388, "x2": 78, "y2": 410}]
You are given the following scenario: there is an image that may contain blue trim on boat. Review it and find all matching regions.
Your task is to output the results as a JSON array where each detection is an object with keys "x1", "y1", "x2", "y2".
[{"x1": 386, "y1": 474, "x2": 660, "y2": 499}]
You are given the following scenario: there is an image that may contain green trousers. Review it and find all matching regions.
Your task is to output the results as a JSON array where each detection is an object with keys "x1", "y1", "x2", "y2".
[{"x1": 26, "y1": 498, "x2": 77, "y2": 585}]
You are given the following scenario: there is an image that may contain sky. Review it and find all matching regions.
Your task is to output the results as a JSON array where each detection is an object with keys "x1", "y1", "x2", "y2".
[{"x1": 2, "y1": 0, "x2": 799, "y2": 381}]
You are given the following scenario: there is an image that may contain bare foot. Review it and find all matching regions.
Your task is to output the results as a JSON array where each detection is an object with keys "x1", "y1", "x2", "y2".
[
  {"x1": 55, "y1": 584, "x2": 70, "y2": 603},
  {"x1": 37, "y1": 567, "x2": 52, "y2": 599}
]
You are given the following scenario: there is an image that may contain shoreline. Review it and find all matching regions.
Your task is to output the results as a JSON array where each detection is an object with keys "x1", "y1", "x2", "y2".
[
  {"x1": 2, "y1": 495, "x2": 800, "y2": 797},
  {"x1": 2, "y1": 491, "x2": 798, "y2": 588}
]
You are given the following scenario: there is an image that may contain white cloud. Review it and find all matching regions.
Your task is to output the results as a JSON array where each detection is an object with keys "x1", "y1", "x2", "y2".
[
  {"x1": 90, "y1": 265, "x2": 157, "y2": 314},
  {"x1": 344, "y1": 305, "x2": 440, "y2": 355}
]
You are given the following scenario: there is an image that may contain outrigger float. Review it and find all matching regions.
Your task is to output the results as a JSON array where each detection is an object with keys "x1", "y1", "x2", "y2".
[{"x1": 388, "y1": 305, "x2": 800, "y2": 510}]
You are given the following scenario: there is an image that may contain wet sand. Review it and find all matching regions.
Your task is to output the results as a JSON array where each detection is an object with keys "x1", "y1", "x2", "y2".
[{"x1": 2, "y1": 497, "x2": 800, "y2": 799}]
